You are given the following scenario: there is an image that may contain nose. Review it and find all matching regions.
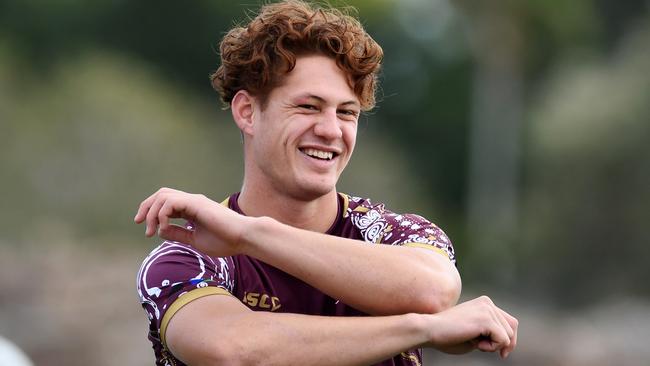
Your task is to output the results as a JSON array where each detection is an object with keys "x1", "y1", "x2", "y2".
[{"x1": 313, "y1": 108, "x2": 342, "y2": 140}]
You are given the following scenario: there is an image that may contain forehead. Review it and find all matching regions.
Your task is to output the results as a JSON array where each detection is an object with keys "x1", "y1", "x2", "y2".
[{"x1": 269, "y1": 55, "x2": 359, "y2": 106}]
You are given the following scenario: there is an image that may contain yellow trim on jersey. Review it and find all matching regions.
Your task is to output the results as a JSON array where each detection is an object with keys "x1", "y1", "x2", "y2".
[
  {"x1": 400, "y1": 351, "x2": 422, "y2": 366},
  {"x1": 160, "y1": 286, "x2": 233, "y2": 347},
  {"x1": 353, "y1": 205, "x2": 370, "y2": 213},
  {"x1": 220, "y1": 197, "x2": 230, "y2": 207},
  {"x1": 403, "y1": 242, "x2": 451, "y2": 261},
  {"x1": 338, "y1": 192, "x2": 350, "y2": 218}
]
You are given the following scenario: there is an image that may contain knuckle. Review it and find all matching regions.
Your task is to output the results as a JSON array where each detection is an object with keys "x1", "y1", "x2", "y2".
[
  {"x1": 159, "y1": 187, "x2": 176, "y2": 195},
  {"x1": 478, "y1": 295, "x2": 493, "y2": 305}
]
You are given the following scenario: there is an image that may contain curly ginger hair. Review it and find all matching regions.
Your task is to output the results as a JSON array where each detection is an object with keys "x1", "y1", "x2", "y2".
[{"x1": 210, "y1": 0, "x2": 383, "y2": 111}]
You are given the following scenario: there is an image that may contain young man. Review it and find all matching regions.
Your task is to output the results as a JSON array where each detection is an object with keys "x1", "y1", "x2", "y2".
[{"x1": 135, "y1": 1, "x2": 518, "y2": 365}]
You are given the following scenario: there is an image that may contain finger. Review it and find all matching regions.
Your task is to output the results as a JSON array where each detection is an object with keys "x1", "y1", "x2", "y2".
[
  {"x1": 158, "y1": 197, "x2": 184, "y2": 234},
  {"x1": 134, "y1": 192, "x2": 158, "y2": 223},
  {"x1": 470, "y1": 296, "x2": 516, "y2": 357},
  {"x1": 483, "y1": 314, "x2": 511, "y2": 354},
  {"x1": 501, "y1": 311, "x2": 518, "y2": 358},
  {"x1": 134, "y1": 187, "x2": 177, "y2": 223},
  {"x1": 503, "y1": 310, "x2": 518, "y2": 336},
  {"x1": 476, "y1": 337, "x2": 499, "y2": 353},
  {"x1": 159, "y1": 223, "x2": 194, "y2": 244},
  {"x1": 490, "y1": 309, "x2": 516, "y2": 359},
  {"x1": 493, "y1": 306, "x2": 515, "y2": 341},
  {"x1": 144, "y1": 194, "x2": 168, "y2": 237}
]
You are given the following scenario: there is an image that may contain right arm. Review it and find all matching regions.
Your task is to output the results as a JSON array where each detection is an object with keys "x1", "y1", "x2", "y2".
[
  {"x1": 166, "y1": 294, "x2": 517, "y2": 366},
  {"x1": 135, "y1": 188, "x2": 518, "y2": 364}
]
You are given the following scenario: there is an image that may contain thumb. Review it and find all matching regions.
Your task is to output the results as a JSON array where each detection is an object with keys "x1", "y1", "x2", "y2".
[
  {"x1": 475, "y1": 336, "x2": 500, "y2": 353},
  {"x1": 158, "y1": 224, "x2": 194, "y2": 245}
]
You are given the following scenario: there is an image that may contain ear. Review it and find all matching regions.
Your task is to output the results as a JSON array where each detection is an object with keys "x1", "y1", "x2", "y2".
[{"x1": 231, "y1": 90, "x2": 256, "y2": 136}]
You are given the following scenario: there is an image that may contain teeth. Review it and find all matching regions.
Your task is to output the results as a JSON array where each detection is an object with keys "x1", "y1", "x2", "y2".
[{"x1": 303, "y1": 148, "x2": 334, "y2": 160}]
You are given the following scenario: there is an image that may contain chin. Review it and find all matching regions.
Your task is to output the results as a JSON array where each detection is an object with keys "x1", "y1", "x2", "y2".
[{"x1": 291, "y1": 180, "x2": 337, "y2": 201}]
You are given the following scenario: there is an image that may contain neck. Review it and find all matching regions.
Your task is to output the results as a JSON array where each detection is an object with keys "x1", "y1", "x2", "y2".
[{"x1": 237, "y1": 181, "x2": 340, "y2": 233}]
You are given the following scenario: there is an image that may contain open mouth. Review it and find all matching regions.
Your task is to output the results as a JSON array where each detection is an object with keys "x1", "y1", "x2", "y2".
[{"x1": 300, "y1": 148, "x2": 337, "y2": 161}]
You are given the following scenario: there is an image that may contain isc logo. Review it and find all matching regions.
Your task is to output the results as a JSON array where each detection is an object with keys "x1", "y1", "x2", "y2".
[{"x1": 243, "y1": 292, "x2": 282, "y2": 311}]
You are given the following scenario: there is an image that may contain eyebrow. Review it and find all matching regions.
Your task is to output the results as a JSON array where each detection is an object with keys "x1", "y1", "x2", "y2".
[{"x1": 297, "y1": 94, "x2": 360, "y2": 107}]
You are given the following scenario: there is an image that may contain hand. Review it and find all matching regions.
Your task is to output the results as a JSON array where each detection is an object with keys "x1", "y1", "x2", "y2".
[
  {"x1": 134, "y1": 187, "x2": 249, "y2": 257},
  {"x1": 425, "y1": 296, "x2": 518, "y2": 359}
]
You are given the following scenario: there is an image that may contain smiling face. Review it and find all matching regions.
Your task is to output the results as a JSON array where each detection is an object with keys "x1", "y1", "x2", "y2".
[{"x1": 243, "y1": 55, "x2": 360, "y2": 201}]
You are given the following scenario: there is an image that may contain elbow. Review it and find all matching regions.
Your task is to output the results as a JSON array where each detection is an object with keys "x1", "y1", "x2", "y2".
[
  {"x1": 201, "y1": 339, "x2": 267, "y2": 366},
  {"x1": 421, "y1": 272, "x2": 462, "y2": 314},
  {"x1": 187, "y1": 346, "x2": 236, "y2": 366},
  {"x1": 184, "y1": 340, "x2": 248, "y2": 366}
]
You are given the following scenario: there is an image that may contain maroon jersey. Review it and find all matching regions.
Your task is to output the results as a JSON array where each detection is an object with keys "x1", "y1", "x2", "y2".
[{"x1": 137, "y1": 192, "x2": 456, "y2": 366}]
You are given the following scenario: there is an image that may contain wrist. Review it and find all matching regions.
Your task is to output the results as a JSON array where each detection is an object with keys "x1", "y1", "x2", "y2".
[
  {"x1": 416, "y1": 313, "x2": 441, "y2": 349},
  {"x1": 239, "y1": 215, "x2": 278, "y2": 257},
  {"x1": 404, "y1": 313, "x2": 435, "y2": 348}
]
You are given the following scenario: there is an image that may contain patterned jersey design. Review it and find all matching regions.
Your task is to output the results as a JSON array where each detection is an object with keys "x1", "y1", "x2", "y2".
[
  {"x1": 136, "y1": 241, "x2": 235, "y2": 365},
  {"x1": 346, "y1": 194, "x2": 456, "y2": 264},
  {"x1": 136, "y1": 192, "x2": 455, "y2": 366}
]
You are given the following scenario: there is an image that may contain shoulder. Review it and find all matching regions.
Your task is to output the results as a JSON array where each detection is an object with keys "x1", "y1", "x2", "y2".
[
  {"x1": 136, "y1": 241, "x2": 236, "y2": 321},
  {"x1": 137, "y1": 241, "x2": 235, "y2": 293},
  {"x1": 341, "y1": 193, "x2": 399, "y2": 243},
  {"x1": 340, "y1": 193, "x2": 456, "y2": 264}
]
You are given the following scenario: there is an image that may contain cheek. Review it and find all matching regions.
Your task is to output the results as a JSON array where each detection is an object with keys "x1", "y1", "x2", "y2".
[
  {"x1": 342, "y1": 124, "x2": 358, "y2": 153},
  {"x1": 285, "y1": 119, "x2": 314, "y2": 145}
]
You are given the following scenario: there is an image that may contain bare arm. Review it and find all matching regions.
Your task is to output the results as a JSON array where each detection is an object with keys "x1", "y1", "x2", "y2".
[
  {"x1": 241, "y1": 216, "x2": 460, "y2": 315},
  {"x1": 136, "y1": 188, "x2": 518, "y2": 364},
  {"x1": 166, "y1": 294, "x2": 517, "y2": 366},
  {"x1": 135, "y1": 188, "x2": 460, "y2": 315},
  {"x1": 167, "y1": 295, "x2": 427, "y2": 366}
]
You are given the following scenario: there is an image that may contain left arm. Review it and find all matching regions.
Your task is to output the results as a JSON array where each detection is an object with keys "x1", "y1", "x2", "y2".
[{"x1": 135, "y1": 188, "x2": 461, "y2": 316}]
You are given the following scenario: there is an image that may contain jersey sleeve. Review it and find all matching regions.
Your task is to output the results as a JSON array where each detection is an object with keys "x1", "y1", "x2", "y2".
[
  {"x1": 136, "y1": 240, "x2": 236, "y2": 347},
  {"x1": 380, "y1": 212, "x2": 456, "y2": 264},
  {"x1": 347, "y1": 196, "x2": 456, "y2": 264}
]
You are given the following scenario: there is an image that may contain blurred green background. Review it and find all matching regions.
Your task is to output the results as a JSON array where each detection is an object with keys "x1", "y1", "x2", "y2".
[{"x1": 1, "y1": 0, "x2": 648, "y2": 365}]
